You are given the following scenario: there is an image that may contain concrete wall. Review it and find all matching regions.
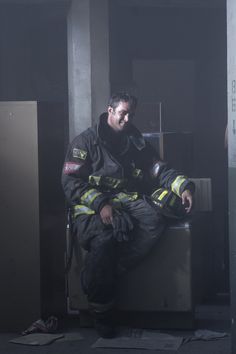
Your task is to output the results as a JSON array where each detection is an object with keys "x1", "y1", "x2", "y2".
[
  {"x1": 109, "y1": 2, "x2": 228, "y2": 297},
  {"x1": 0, "y1": 0, "x2": 111, "y2": 319},
  {"x1": 67, "y1": 0, "x2": 110, "y2": 141},
  {"x1": 227, "y1": 0, "x2": 236, "y2": 349},
  {"x1": 0, "y1": 3, "x2": 68, "y2": 102}
]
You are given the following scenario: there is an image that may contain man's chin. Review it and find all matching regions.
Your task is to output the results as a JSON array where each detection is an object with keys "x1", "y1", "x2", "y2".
[{"x1": 119, "y1": 123, "x2": 129, "y2": 131}]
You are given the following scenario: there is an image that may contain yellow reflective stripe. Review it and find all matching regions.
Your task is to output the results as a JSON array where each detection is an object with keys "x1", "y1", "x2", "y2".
[
  {"x1": 80, "y1": 188, "x2": 102, "y2": 207},
  {"x1": 171, "y1": 175, "x2": 187, "y2": 196},
  {"x1": 73, "y1": 204, "x2": 95, "y2": 217},
  {"x1": 89, "y1": 175, "x2": 101, "y2": 186},
  {"x1": 115, "y1": 191, "x2": 138, "y2": 203},
  {"x1": 151, "y1": 189, "x2": 168, "y2": 207},
  {"x1": 105, "y1": 176, "x2": 124, "y2": 188},
  {"x1": 157, "y1": 189, "x2": 169, "y2": 201},
  {"x1": 132, "y1": 168, "x2": 143, "y2": 178},
  {"x1": 89, "y1": 175, "x2": 125, "y2": 189},
  {"x1": 110, "y1": 197, "x2": 122, "y2": 208}
]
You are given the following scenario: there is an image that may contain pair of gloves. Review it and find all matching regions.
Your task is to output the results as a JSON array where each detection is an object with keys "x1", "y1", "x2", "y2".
[{"x1": 111, "y1": 209, "x2": 134, "y2": 242}]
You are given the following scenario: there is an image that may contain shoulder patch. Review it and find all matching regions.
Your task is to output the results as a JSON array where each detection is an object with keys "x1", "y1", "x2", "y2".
[
  {"x1": 73, "y1": 148, "x2": 87, "y2": 160},
  {"x1": 63, "y1": 162, "x2": 81, "y2": 175}
]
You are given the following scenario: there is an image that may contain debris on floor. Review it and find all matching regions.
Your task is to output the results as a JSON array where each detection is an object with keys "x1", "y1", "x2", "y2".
[
  {"x1": 10, "y1": 315, "x2": 84, "y2": 346},
  {"x1": 21, "y1": 316, "x2": 58, "y2": 335},
  {"x1": 9, "y1": 331, "x2": 84, "y2": 346},
  {"x1": 92, "y1": 328, "x2": 184, "y2": 351},
  {"x1": 10, "y1": 333, "x2": 64, "y2": 346},
  {"x1": 9, "y1": 326, "x2": 228, "y2": 348},
  {"x1": 92, "y1": 328, "x2": 229, "y2": 351},
  {"x1": 192, "y1": 329, "x2": 228, "y2": 341}
]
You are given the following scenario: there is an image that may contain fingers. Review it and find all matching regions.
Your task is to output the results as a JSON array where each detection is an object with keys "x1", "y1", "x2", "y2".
[
  {"x1": 181, "y1": 191, "x2": 193, "y2": 213},
  {"x1": 101, "y1": 215, "x2": 113, "y2": 225},
  {"x1": 100, "y1": 204, "x2": 113, "y2": 224},
  {"x1": 185, "y1": 197, "x2": 192, "y2": 213},
  {"x1": 102, "y1": 215, "x2": 113, "y2": 224},
  {"x1": 187, "y1": 196, "x2": 193, "y2": 212}
]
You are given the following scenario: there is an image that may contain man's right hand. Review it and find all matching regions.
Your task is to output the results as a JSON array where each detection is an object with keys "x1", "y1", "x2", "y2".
[{"x1": 100, "y1": 204, "x2": 113, "y2": 225}]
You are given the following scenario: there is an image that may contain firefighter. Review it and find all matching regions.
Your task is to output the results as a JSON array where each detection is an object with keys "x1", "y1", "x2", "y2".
[{"x1": 62, "y1": 92, "x2": 194, "y2": 338}]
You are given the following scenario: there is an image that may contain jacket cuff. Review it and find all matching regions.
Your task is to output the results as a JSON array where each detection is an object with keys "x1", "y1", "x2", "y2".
[
  {"x1": 179, "y1": 180, "x2": 195, "y2": 196},
  {"x1": 80, "y1": 188, "x2": 109, "y2": 213},
  {"x1": 93, "y1": 196, "x2": 110, "y2": 214},
  {"x1": 171, "y1": 176, "x2": 195, "y2": 197}
]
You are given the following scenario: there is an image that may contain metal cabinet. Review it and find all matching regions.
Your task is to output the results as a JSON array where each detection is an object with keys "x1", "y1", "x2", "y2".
[
  {"x1": 0, "y1": 101, "x2": 66, "y2": 331},
  {"x1": 67, "y1": 222, "x2": 194, "y2": 328},
  {"x1": 67, "y1": 214, "x2": 211, "y2": 329}
]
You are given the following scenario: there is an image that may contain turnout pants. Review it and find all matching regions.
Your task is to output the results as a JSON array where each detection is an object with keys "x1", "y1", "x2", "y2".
[{"x1": 74, "y1": 197, "x2": 166, "y2": 309}]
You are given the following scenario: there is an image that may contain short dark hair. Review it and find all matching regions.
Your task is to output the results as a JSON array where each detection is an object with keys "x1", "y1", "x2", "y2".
[{"x1": 108, "y1": 92, "x2": 138, "y2": 110}]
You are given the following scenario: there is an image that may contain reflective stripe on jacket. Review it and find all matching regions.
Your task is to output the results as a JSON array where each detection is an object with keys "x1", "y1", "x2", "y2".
[{"x1": 62, "y1": 113, "x2": 194, "y2": 214}]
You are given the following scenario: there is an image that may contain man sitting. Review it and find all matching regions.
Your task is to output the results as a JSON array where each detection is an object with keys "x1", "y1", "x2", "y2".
[{"x1": 62, "y1": 92, "x2": 194, "y2": 338}]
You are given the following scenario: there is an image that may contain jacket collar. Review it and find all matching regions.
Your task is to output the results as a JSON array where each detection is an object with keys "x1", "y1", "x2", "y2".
[{"x1": 95, "y1": 112, "x2": 146, "y2": 151}]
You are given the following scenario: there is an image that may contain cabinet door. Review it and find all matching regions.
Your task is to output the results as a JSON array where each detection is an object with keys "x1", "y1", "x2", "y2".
[{"x1": 0, "y1": 101, "x2": 41, "y2": 331}]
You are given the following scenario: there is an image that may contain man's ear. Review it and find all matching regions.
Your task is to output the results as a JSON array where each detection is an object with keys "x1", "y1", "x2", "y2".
[{"x1": 108, "y1": 106, "x2": 114, "y2": 114}]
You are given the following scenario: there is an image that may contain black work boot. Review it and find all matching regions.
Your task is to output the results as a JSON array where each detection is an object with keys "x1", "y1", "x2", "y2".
[{"x1": 92, "y1": 309, "x2": 116, "y2": 338}]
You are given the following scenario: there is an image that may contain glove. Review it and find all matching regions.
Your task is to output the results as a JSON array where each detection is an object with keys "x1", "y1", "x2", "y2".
[{"x1": 112, "y1": 209, "x2": 134, "y2": 242}]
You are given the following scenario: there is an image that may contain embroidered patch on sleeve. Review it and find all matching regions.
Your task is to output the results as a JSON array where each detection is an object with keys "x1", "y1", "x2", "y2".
[
  {"x1": 63, "y1": 162, "x2": 81, "y2": 174},
  {"x1": 73, "y1": 148, "x2": 87, "y2": 160}
]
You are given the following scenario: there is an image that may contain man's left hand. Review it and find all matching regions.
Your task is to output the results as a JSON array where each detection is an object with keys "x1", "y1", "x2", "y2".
[{"x1": 181, "y1": 189, "x2": 193, "y2": 213}]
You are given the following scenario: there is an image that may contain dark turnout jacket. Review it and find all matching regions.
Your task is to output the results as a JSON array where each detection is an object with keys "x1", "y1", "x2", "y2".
[{"x1": 61, "y1": 113, "x2": 193, "y2": 214}]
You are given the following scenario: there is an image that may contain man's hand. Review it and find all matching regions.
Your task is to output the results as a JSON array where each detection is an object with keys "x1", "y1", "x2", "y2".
[
  {"x1": 112, "y1": 209, "x2": 134, "y2": 242},
  {"x1": 100, "y1": 204, "x2": 113, "y2": 224},
  {"x1": 181, "y1": 189, "x2": 193, "y2": 213}
]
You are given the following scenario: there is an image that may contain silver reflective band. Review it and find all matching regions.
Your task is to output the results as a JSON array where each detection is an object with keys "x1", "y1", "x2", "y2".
[
  {"x1": 171, "y1": 176, "x2": 187, "y2": 196},
  {"x1": 80, "y1": 188, "x2": 102, "y2": 206},
  {"x1": 74, "y1": 204, "x2": 95, "y2": 217}
]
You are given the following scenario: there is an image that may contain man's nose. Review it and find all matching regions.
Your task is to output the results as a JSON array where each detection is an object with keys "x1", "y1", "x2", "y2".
[{"x1": 124, "y1": 113, "x2": 129, "y2": 122}]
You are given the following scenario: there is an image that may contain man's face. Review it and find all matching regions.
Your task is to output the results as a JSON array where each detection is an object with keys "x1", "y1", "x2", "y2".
[{"x1": 107, "y1": 101, "x2": 135, "y2": 132}]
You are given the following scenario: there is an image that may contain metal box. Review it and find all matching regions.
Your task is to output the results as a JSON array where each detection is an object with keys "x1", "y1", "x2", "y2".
[
  {"x1": 0, "y1": 101, "x2": 66, "y2": 331},
  {"x1": 67, "y1": 216, "x2": 213, "y2": 328}
]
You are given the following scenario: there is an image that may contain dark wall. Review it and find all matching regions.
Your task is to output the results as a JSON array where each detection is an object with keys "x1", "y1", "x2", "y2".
[
  {"x1": 0, "y1": 3, "x2": 69, "y2": 319},
  {"x1": 0, "y1": 1, "x2": 228, "y2": 312},
  {"x1": 0, "y1": 3, "x2": 68, "y2": 103},
  {"x1": 109, "y1": 3, "x2": 228, "y2": 298}
]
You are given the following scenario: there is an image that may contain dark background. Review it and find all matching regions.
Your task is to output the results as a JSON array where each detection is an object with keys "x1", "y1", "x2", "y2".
[{"x1": 0, "y1": 0, "x2": 228, "y2": 319}]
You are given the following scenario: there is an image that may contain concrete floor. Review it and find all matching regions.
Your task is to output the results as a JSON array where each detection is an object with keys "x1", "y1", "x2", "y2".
[
  {"x1": 0, "y1": 329, "x2": 230, "y2": 354},
  {"x1": 0, "y1": 305, "x2": 232, "y2": 354}
]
